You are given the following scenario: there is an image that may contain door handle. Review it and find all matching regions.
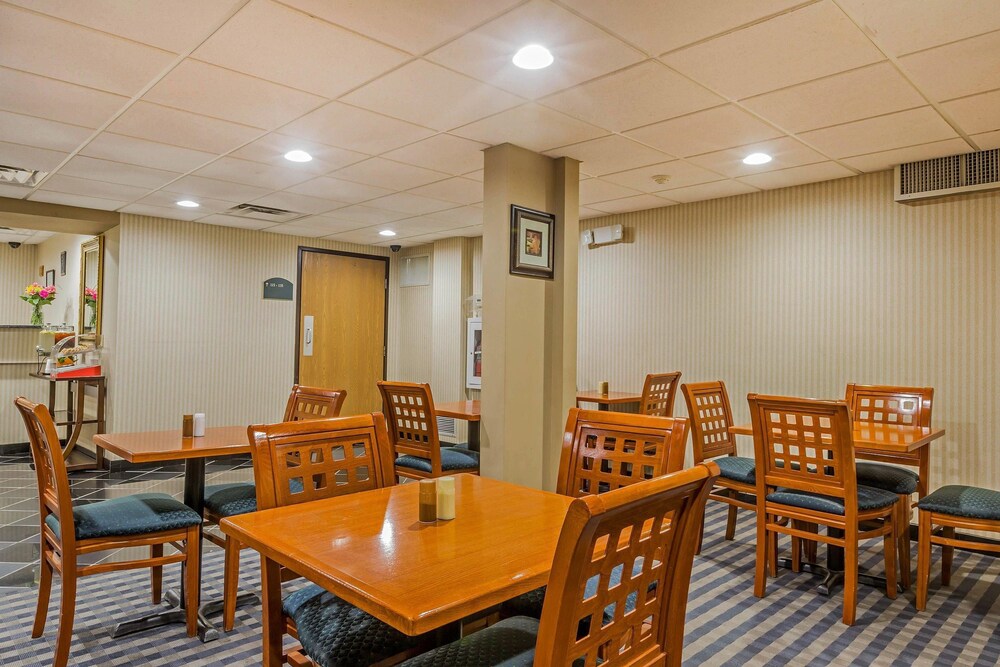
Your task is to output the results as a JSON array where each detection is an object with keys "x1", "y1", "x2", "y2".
[{"x1": 303, "y1": 315, "x2": 314, "y2": 356}]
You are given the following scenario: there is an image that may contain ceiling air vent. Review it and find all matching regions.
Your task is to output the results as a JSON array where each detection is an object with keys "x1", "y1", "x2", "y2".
[
  {"x1": 0, "y1": 164, "x2": 48, "y2": 187},
  {"x1": 226, "y1": 203, "x2": 305, "y2": 223},
  {"x1": 894, "y1": 148, "x2": 1000, "y2": 202}
]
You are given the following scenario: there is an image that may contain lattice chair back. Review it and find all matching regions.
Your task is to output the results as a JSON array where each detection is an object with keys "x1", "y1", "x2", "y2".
[
  {"x1": 844, "y1": 384, "x2": 933, "y2": 428},
  {"x1": 249, "y1": 413, "x2": 396, "y2": 511},
  {"x1": 377, "y1": 381, "x2": 442, "y2": 469},
  {"x1": 748, "y1": 394, "x2": 858, "y2": 506},
  {"x1": 557, "y1": 409, "x2": 688, "y2": 498},
  {"x1": 535, "y1": 463, "x2": 718, "y2": 667},
  {"x1": 639, "y1": 372, "x2": 682, "y2": 417},
  {"x1": 282, "y1": 384, "x2": 347, "y2": 422},
  {"x1": 14, "y1": 397, "x2": 75, "y2": 548},
  {"x1": 682, "y1": 381, "x2": 738, "y2": 463}
]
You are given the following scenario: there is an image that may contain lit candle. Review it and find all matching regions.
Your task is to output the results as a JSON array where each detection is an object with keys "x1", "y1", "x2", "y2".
[
  {"x1": 436, "y1": 476, "x2": 455, "y2": 520},
  {"x1": 419, "y1": 479, "x2": 437, "y2": 523}
]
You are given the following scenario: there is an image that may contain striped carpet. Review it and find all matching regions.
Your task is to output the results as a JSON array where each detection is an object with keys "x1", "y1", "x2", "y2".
[{"x1": 0, "y1": 503, "x2": 997, "y2": 666}]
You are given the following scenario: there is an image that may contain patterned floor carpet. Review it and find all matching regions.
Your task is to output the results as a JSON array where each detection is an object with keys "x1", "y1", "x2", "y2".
[{"x1": 0, "y1": 503, "x2": 997, "y2": 665}]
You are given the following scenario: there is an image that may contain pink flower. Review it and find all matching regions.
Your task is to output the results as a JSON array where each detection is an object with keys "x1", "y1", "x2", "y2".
[{"x1": 38, "y1": 288, "x2": 50, "y2": 299}]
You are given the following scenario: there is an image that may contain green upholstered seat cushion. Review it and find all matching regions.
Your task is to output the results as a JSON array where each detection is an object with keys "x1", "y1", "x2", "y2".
[
  {"x1": 855, "y1": 462, "x2": 919, "y2": 495},
  {"x1": 204, "y1": 482, "x2": 257, "y2": 517},
  {"x1": 400, "y1": 616, "x2": 538, "y2": 667},
  {"x1": 766, "y1": 485, "x2": 898, "y2": 515},
  {"x1": 45, "y1": 492, "x2": 201, "y2": 541},
  {"x1": 282, "y1": 584, "x2": 418, "y2": 666},
  {"x1": 713, "y1": 456, "x2": 756, "y2": 485},
  {"x1": 918, "y1": 485, "x2": 1000, "y2": 521},
  {"x1": 395, "y1": 448, "x2": 479, "y2": 473}
]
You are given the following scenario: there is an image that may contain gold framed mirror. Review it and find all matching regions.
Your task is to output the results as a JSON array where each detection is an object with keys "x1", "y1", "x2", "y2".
[{"x1": 78, "y1": 236, "x2": 104, "y2": 337}]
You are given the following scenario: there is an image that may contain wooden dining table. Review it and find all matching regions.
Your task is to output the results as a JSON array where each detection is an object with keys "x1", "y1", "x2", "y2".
[
  {"x1": 435, "y1": 399, "x2": 481, "y2": 451},
  {"x1": 576, "y1": 389, "x2": 643, "y2": 411},
  {"x1": 94, "y1": 426, "x2": 252, "y2": 642},
  {"x1": 221, "y1": 474, "x2": 574, "y2": 667}
]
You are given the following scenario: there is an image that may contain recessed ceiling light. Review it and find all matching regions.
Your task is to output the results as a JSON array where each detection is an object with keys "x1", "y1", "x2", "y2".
[
  {"x1": 379, "y1": 230, "x2": 397, "y2": 237},
  {"x1": 176, "y1": 200, "x2": 200, "y2": 208},
  {"x1": 512, "y1": 44, "x2": 553, "y2": 70},
  {"x1": 284, "y1": 149, "x2": 313, "y2": 163},
  {"x1": 743, "y1": 152, "x2": 772, "y2": 165}
]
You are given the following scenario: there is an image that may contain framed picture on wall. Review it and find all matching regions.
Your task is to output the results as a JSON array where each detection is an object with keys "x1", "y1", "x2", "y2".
[
  {"x1": 45, "y1": 269, "x2": 55, "y2": 287},
  {"x1": 509, "y1": 204, "x2": 555, "y2": 279},
  {"x1": 60, "y1": 251, "x2": 67, "y2": 276}
]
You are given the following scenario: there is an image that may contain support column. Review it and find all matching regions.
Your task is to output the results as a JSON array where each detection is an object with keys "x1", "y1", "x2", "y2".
[
  {"x1": 431, "y1": 237, "x2": 474, "y2": 442},
  {"x1": 480, "y1": 143, "x2": 579, "y2": 490}
]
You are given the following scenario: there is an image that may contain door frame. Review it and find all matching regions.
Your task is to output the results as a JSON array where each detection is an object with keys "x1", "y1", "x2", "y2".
[{"x1": 294, "y1": 246, "x2": 390, "y2": 384}]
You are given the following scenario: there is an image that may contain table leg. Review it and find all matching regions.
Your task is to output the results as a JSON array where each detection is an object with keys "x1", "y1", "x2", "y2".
[
  {"x1": 64, "y1": 381, "x2": 74, "y2": 445},
  {"x1": 95, "y1": 379, "x2": 106, "y2": 469},
  {"x1": 598, "y1": 402, "x2": 609, "y2": 411},
  {"x1": 261, "y1": 556, "x2": 284, "y2": 667},
  {"x1": 468, "y1": 421, "x2": 480, "y2": 453},
  {"x1": 778, "y1": 526, "x2": 899, "y2": 595}
]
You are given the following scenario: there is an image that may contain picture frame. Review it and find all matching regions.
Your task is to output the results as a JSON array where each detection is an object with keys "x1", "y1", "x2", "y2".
[
  {"x1": 60, "y1": 250, "x2": 67, "y2": 276},
  {"x1": 45, "y1": 269, "x2": 55, "y2": 287},
  {"x1": 509, "y1": 204, "x2": 555, "y2": 279}
]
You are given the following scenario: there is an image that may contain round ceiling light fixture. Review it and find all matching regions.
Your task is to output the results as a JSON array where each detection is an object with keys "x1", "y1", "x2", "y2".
[
  {"x1": 742, "y1": 152, "x2": 772, "y2": 165},
  {"x1": 379, "y1": 230, "x2": 397, "y2": 237},
  {"x1": 284, "y1": 149, "x2": 313, "y2": 163},
  {"x1": 512, "y1": 44, "x2": 554, "y2": 70},
  {"x1": 176, "y1": 200, "x2": 200, "y2": 208}
]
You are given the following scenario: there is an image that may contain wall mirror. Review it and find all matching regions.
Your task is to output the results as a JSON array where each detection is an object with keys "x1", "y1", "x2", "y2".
[{"x1": 78, "y1": 236, "x2": 104, "y2": 337}]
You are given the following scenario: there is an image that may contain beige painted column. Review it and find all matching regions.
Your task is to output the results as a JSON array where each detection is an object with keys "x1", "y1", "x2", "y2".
[
  {"x1": 430, "y1": 237, "x2": 474, "y2": 441},
  {"x1": 480, "y1": 143, "x2": 579, "y2": 490}
]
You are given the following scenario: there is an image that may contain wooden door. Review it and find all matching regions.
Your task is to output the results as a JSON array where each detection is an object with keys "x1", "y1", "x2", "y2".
[{"x1": 297, "y1": 249, "x2": 387, "y2": 415}]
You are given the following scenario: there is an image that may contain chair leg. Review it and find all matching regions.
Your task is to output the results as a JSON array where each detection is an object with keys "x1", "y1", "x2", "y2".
[
  {"x1": 754, "y1": 511, "x2": 768, "y2": 598},
  {"x1": 184, "y1": 526, "x2": 201, "y2": 637},
  {"x1": 803, "y1": 523, "x2": 818, "y2": 564},
  {"x1": 790, "y1": 520, "x2": 802, "y2": 573},
  {"x1": 916, "y1": 511, "x2": 932, "y2": 611},
  {"x1": 33, "y1": 548, "x2": 54, "y2": 638},
  {"x1": 695, "y1": 513, "x2": 704, "y2": 555},
  {"x1": 843, "y1": 524, "x2": 858, "y2": 626},
  {"x1": 767, "y1": 526, "x2": 778, "y2": 578},
  {"x1": 223, "y1": 535, "x2": 241, "y2": 632},
  {"x1": 897, "y1": 495, "x2": 912, "y2": 588},
  {"x1": 151, "y1": 543, "x2": 163, "y2": 605},
  {"x1": 53, "y1": 559, "x2": 77, "y2": 667},
  {"x1": 725, "y1": 501, "x2": 738, "y2": 541},
  {"x1": 883, "y1": 510, "x2": 897, "y2": 600},
  {"x1": 941, "y1": 526, "x2": 955, "y2": 586}
]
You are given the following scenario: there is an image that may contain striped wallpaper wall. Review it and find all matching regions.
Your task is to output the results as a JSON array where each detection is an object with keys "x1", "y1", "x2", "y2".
[
  {"x1": 577, "y1": 170, "x2": 1000, "y2": 491},
  {"x1": 0, "y1": 243, "x2": 37, "y2": 324}
]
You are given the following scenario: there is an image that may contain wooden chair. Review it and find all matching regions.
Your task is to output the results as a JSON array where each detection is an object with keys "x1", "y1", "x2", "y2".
[
  {"x1": 502, "y1": 408, "x2": 687, "y2": 619},
  {"x1": 748, "y1": 394, "x2": 899, "y2": 625},
  {"x1": 846, "y1": 383, "x2": 933, "y2": 588},
  {"x1": 203, "y1": 384, "x2": 346, "y2": 631},
  {"x1": 639, "y1": 371, "x2": 682, "y2": 417},
  {"x1": 14, "y1": 397, "x2": 202, "y2": 667},
  {"x1": 251, "y1": 413, "x2": 424, "y2": 666},
  {"x1": 916, "y1": 485, "x2": 1000, "y2": 610},
  {"x1": 682, "y1": 381, "x2": 757, "y2": 554},
  {"x1": 401, "y1": 463, "x2": 719, "y2": 666},
  {"x1": 377, "y1": 381, "x2": 479, "y2": 481}
]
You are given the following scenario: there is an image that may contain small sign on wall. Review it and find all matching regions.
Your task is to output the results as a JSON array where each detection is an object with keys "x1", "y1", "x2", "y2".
[{"x1": 263, "y1": 277, "x2": 293, "y2": 301}]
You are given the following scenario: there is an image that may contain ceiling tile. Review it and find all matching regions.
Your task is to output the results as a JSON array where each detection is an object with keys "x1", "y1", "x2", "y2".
[
  {"x1": 540, "y1": 61, "x2": 724, "y2": 133},
  {"x1": 285, "y1": 215, "x2": 368, "y2": 233},
  {"x1": 662, "y1": 2, "x2": 883, "y2": 100},
  {"x1": 657, "y1": 179, "x2": 760, "y2": 203},
  {"x1": 229, "y1": 134, "x2": 367, "y2": 174},
  {"x1": 451, "y1": 104, "x2": 607, "y2": 152},
  {"x1": 342, "y1": 60, "x2": 524, "y2": 131},
  {"x1": 407, "y1": 177, "x2": 482, "y2": 205},
  {"x1": 578, "y1": 178, "x2": 643, "y2": 205},
  {"x1": 366, "y1": 192, "x2": 459, "y2": 215},
  {"x1": 0, "y1": 67, "x2": 128, "y2": 128},
  {"x1": 197, "y1": 214, "x2": 275, "y2": 231},
  {"x1": 836, "y1": 0, "x2": 1000, "y2": 57},
  {"x1": 143, "y1": 59, "x2": 325, "y2": 130},
  {"x1": 546, "y1": 135, "x2": 673, "y2": 176},
  {"x1": 58, "y1": 156, "x2": 181, "y2": 189},
  {"x1": 331, "y1": 158, "x2": 450, "y2": 190},
  {"x1": 192, "y1": 0, "x2": 408, "y2": 98},
  {"x1": 602, "y1": 160, "x2": 725, "y2": 193},
  {"x1": 280, "y1": 0, "x2": 521, "y2": 55},
  {"x1": 0, "y1": 141, "x2": 70, "y2": 171},
  {"x1": 463, "y1": 169, "x2": 484, "y2": 182},
  {"x1": 898, "y1": 31, "x2": 1000, "y2": 101},
  {"x1": 81, "y1": 133, "x2": 215, "y2": 172},
  {"x1": 325, "y1": 226, "x2": 393, "y2": 245},
  {"x1": 285, "y1": 176, "x2": 393, "y2": 204},
  {"x1": 260, "y1": 223, "x2": 334, "y2": 238},
  {"x1": 0, "y1": 184, "x2": 31, "y2": 199},
  {"x1": 0, "y1": 4, "x2": 175, "y2": 95},
  {"x1": 282, "y1": 102, "x2": 435, "y2": 154},
  {"x1": 736, "y1": 161, "x2": 854, "y2": 189},
  {"x1": 249, "y1": 191, "x2": 344, "y2": 215},
  {"x1": 972, "y1": 130, "x2": 1000, "y2": 150},
  {"x1": 424, "y1": 205, "x2": 483, "y2": 226},
  {"x1": 588, "y1": 194, "x2": 677, "y2": 214},
  {"x1": 740, "y1": 62, "x2": 926, "y2": 133},
  {"x1": 389, "y1": 215, "x2": 474, "y2": 237},
  {"x1": 625, "y1": 105, "x2": 783, "y2": 158},
  {"x1": 942, "y1": 89, "x2": 1000, "y2": 136},
  {"x1": 381, "y1": 134, "x2": 488, "y2": 176},
  {"x1": 561, "y1": 0, "x2": 807, "y2": 55},
  {"x1": 119, "y1": 202, "x2": 207, "y2": 221},
  {"x1": 28, "y1": 190, "x2": 126, "y2": 210},
  {"x1": 108, "y1": 102, "x2": 262, "y2": 155},
  {"x1": 579, "y1": 206, "x2": 605, "y2": 219},
  {"x1": 841, "y1": 138, "x2": 975, "y2": 173},
  {"x1": 687, "y1": 137, "x2": 827, "y2": 178},
  {"x1": 426, "y1": 0, "x2": 644, "y2": 100},
  {"x1": 323, "y1": 204, "x2": 410, "y2": 226},
  {"x1": 36, "y1": 174, "x2": 150, "y2": 201},
  {"x1": 192, "y1": 157, "x2": 315, "y2": 190},
  {"x1": 0, "y1": 111, "x2": 92, "y2": 153},
  {"x1": 137, "y1": 191, "x2": 240, "y2": 214},
  {"x1": 800, "y1": 107, "x2": 958, "y2": 158},
  {"x1": 162, "y1": 175, "x2": 271, "y2": 203}
]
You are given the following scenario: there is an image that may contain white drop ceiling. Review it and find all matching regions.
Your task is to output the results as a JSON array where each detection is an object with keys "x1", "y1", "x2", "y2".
[{"x1": 0, "y1": 0, "x2": 998, "y2": 247}]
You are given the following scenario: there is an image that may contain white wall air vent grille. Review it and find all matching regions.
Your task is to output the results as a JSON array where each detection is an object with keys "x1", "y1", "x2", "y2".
[
  {"x1": 894, "y1": 149, "x2": 1000, "y2": 202},
  {"x1": 226, "y1": 203, "x2": 306, "y2": 223},
  {"x1": 437, "y1": 416, "x2": 456, "y2": 442}
]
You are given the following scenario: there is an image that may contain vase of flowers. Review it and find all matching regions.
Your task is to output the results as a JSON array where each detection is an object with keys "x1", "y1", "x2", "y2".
[
  {"x1": 21, "y1": 283, "x2": 57, "y2": 326},
  {"x1": 84, "y1": 287, "x2": 98, "y2": 328}
]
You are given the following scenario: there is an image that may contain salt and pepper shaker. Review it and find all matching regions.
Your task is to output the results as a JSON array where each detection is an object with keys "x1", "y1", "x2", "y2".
[
  {"x1": 182, "y1": 414, "x2": 194, "y2": 437},
  {"x1": 436, "y1": 476, "x2": 455, "y2": 521},
  {"x1": 599, "y1": 380, "x2": 609, "y2": 396},
  {"x1": 193, "y1": 412, "x2": 206, "y2": 437},
  {"x1": 418, "y1": 479, "x2": 437, "y2": 523}
]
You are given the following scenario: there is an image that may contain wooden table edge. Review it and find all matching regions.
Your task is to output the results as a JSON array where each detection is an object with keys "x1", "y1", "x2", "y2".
[
  {"x1": 93, "y1": 430, "x2": 251, "y2": 464},
  {"x1": 727, "y1": 423, "x2": 946, "y2": 453},
  {"x1": 575, "y1": 392, "x2": 643, "y2": 405},
  {"x1": 435, "y1": 402, "x2": 481, "y2": 421}
]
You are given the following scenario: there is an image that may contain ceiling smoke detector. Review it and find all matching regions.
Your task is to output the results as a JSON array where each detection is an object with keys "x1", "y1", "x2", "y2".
[
  {"x1": 651, "y1": 174, "x2": 671, "y2": 185},
  {"x1": 0, "y1": 164, "x2": 48, "y2": 188}
]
